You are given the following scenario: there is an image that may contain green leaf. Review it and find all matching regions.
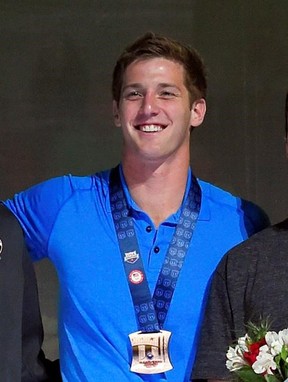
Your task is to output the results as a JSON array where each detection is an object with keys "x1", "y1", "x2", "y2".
[
  {"x1": 246, "y1": 320, "x2": 270, "y2": 342},
  {"x1": 264, "y1": 376, "x2": 282, "y2": 382},
  {"x1": 235, "y1": 367, "x2": 265, "y2": 382},
  {"x1": 281, "y1": 345, "x2": 288, "y2": 361},
  {"x1": 282, "y1": 363, "x2": 288, "y2": 377}
]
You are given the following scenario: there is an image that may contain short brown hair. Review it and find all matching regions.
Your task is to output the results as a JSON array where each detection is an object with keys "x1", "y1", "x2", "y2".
[{"x1": 112, "y1": 32, "x2": 207, "y2": 105}]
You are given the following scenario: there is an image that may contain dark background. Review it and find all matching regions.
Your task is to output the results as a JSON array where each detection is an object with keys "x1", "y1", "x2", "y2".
[{"x1": 1, "y1": 1, "x2": 287, "y2": 359}]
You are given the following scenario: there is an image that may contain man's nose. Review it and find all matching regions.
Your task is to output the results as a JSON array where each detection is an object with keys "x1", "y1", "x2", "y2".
[{"x1": 140, "y1": 93, "x2": 159, "y2": 115}]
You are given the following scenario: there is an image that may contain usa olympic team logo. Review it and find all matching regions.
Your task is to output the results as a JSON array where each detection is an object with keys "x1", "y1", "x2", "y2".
[{"x1": 129, "y1": 270, "x2": 144, "y2": 284}]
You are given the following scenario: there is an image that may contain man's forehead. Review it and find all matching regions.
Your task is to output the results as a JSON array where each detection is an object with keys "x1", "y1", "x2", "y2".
[
  {"x1": 125, "y1": 56, "x2": 183, "y2": 71},
  {"x1": 122, "y1": 57, "x2": 185, "y2": 83}
]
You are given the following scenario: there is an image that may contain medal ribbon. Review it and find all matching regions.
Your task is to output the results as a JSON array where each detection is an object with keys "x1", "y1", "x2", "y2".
[{"x1": 109, "y1": 166, "x2": 201, "y2": 332}]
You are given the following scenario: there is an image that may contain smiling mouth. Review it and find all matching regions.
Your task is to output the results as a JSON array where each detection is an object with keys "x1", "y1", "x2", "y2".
[{"x1": 136, "y1": 124, "x2": 165, "y2": 132}]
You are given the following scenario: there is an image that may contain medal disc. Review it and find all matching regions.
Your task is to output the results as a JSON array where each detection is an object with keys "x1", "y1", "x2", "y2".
[{"x1": 129, "y1": 330, "x2": 173, "y2": 374}]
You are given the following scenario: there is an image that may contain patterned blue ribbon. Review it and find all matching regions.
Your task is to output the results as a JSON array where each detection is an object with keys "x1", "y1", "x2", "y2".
[{"x1": 109, "y1": 166, "x2": 201, "y2": 332}]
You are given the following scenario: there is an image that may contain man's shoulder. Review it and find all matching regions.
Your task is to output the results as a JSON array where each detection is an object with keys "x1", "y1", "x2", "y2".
[
  {"x1": 64, "y1": 169, "x2": 111, "y2": 193},
  {"x1": 199, "y1": 179, "x2": 261, "y2": 211},
  {"x1": 198, "y1": 179, "x2": 270, "y2": 235},
  {"x1": 224, "y1": 218, "x2": 288, "y2": 262},
  {"x1": 198, "y1": 179, "x2": 240, "y2": 207},
  {"x1": 12, "y1": 169, "x2": 112, "y2": 197},
  {"x1": 198, "y1": 179, "x2": 251, "y2": 211},
  {"x1": 236, "y1": 218, "x2": 288, "y2": 247},
  {"x1": 273, "y1": 218, "x2": 288, "y2": 230}
]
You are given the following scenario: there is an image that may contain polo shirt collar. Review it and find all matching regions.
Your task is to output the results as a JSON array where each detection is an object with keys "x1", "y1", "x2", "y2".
[{"x1": 117, "y1": 164, "x2": 210, "y2": 224}]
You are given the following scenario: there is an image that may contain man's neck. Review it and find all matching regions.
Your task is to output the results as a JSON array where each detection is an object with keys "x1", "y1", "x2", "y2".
[{"x1": 122, "y1": 156, "x2": 190, "y2": 228}]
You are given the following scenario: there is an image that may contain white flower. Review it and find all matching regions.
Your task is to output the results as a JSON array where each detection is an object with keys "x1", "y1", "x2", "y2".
[
  {"x1": 265, "y1": 331, "x2": 282, "y2": 356},
  {"x1": 252, "y1": 345, "x2": 277, "y2": 375},
  {"x1": 237, "y1": 334, "x2": 249, "y2": 352},
  {"x1": 279, "y1": 328, "x2": 288, "y2": 346},
  {"x1": 226, "y1": 325, "x2": 288, "y2": 378},
  {"x1": 226, "y1": 345, "x2": 247, "y2": 371}
]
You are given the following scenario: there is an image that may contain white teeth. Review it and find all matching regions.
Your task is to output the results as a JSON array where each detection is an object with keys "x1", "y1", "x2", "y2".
[{"x1": 139, "y1": 125, "x2": 163, "y2": 132}]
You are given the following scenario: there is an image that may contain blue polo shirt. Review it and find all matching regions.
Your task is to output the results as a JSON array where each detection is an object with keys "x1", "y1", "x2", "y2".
[{"x1": 3, "y1": 166, "x2": 268, "y2": 381}]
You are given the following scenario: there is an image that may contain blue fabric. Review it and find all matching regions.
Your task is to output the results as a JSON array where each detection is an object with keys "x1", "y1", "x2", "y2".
[{"x1": 3, "y1": 166, "x2": 268, "y2": 382}]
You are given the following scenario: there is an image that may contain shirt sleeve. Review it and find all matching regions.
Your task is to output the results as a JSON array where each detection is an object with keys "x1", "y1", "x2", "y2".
[
  {"x1": 2, "y1": 175, "x2": 74, "y2": 260},
  {"x1": 191, "y1": 255, "x2": 235, "y2": 380}
]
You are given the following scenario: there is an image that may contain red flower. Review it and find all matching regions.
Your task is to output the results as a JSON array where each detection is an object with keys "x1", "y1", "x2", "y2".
[{"x1": 243, "y1": 338, "x2": 266, "y2": 365}]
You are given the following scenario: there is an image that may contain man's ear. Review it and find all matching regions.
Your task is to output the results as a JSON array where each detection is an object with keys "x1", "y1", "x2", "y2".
[
  {"x1": 113, "y1": 101, "x2": 121, "y2": 127},
  {"x1": 190, "y1": 98, "x2": 206, "y2": 128}
]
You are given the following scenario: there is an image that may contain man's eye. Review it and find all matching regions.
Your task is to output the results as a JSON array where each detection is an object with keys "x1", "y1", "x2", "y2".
[
  {"x1": 160, "y1": 91, "x2": 177, "y2": 98},
  {"x1": 125, "y1": 91, "x2": 142, "y2": 99}
]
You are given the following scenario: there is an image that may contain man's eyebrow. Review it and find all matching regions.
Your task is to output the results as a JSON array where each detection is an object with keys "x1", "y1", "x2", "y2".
[
  {"x1": 158, "y1": 83, "x2": 179, "y2": 87},
  {"x1": 157, "y1": 83, "x2": 181, "y2": 91},
  {"x1": 122, "y1": 83, "x2": 143, "y2": 91},
  {"x1": 123, "y1": 83, "x2": 180, "y2": 88},
  {"x1": 121, "y1": 83, "x2": 182, "y2": 93}
]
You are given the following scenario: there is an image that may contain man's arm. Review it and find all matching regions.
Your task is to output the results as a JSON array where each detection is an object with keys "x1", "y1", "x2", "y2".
[
  {"x1": 0, "y1": 204, "x2": 61, "y2": 381},
  {"x1": 191, "y1": 255, "x2": 236, "y2": 380},
  {"x1": 0, "y1": 205, "x2": 23, "y2": 380}
]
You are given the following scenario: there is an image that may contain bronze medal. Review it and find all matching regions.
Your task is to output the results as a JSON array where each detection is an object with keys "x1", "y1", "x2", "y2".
[{"x1": 129, "y1": 330, "x2": 173, "y2": 374}]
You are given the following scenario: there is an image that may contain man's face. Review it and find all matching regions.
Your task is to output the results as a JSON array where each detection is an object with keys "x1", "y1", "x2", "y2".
[{"x1": 113, "y1": 57, "x2": 206, "y2": 163}]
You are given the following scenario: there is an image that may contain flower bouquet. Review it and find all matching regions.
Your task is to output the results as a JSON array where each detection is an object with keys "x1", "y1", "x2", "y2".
[{"x1": 226, "y1": 321, "x2": 288, "y2": 381}]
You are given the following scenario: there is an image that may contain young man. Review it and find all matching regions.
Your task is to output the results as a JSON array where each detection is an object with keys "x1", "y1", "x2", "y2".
[
  {"x1": 3, "y1": 33, "x2": 269, "y2": 381},
  {"x1": 0, "y1": 204, "x2": 61, "y2": 381},
  {"x1": 191, "y1": 93, "x2": 288, "y2": 381}
]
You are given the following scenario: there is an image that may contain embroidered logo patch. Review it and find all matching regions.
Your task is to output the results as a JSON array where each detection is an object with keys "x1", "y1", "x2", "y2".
[{"x1": 124, "y1": 250, "x2": 139, "y2": 264}]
